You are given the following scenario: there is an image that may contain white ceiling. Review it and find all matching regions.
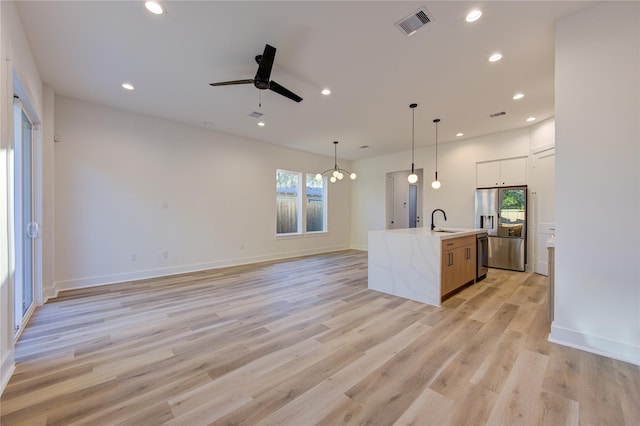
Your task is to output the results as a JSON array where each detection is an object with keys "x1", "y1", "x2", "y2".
[{"x1": 15, "y1": 1, "x2": 593, "y2": 161}]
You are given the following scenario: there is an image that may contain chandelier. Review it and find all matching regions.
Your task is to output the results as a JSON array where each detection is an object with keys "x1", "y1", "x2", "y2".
[{"x1": 316, "y1": 141, "x2": 357, "y2": 183}]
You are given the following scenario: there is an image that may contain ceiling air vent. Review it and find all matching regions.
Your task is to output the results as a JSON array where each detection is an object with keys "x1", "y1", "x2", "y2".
[
  {"x1": 248, "y1": 111, "x2": 263, "y2": 118},
  {"x1": 490, "y1": 111, "x2": 507, "y2": 118},
  {"x1": 395, "y1": 7, "x2": 432, "y2": 36}
]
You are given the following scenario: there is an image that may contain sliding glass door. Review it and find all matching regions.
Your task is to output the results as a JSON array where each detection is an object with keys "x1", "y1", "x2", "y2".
[{"x1": 13, "y1": 97, "x2": 37, "y2": 335}]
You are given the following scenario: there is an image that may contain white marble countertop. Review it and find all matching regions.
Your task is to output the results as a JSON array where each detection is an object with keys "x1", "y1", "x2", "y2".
[
  {"x1": 367, "y1": 227, "x2": 483, "y2": 307},
  {"x1": 370, "y1": 227, "x2": 485, "y2": 239}
]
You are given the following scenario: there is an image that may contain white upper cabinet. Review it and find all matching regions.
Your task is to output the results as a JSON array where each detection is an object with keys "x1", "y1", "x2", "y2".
[{"x1": 476, "y1": 157, "x2": 527, "y2": 187}]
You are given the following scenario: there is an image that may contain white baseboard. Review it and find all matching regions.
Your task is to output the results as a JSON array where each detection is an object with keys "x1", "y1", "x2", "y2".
[
  {"x1": 43, "y1": 286, "x2": 58, "y2": 302},
  {"x1": 1, "y1": 350, "x2": 15, "y2": 397},
  {"x1": 549, "y1": 324, "x2": 640, "y2": 366},
  {"x1": 350, "y1": 243, "x2": 368, "y2": 251},
  {"x1": 52, "y1": 246, "x2": 353, "y2": 294}
]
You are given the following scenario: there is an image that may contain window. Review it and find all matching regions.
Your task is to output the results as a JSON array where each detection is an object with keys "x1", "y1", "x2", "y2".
[
  {"x1": 306, "y1": 174, "x2": 326, "y2": 232},
  {"x1": 276, "y1": 170, "x2": 328, "y2": 236},
  {"x1": 276, "y1": 170, "x2": 301, "y2": 235}
]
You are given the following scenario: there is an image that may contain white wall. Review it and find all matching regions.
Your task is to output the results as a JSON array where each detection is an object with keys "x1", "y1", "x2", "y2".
[
  {"x1": 53, "y1": 97, "x2": 352, "y2": 292},
  {"x1": 552, "y1": 1, "x2": 640, "y2": 364},
  {"x1": 1, "y1": 0, "x2": 45, "y2": 394},
  {"x1": 351, "y1": 126, "x2": 532, "y2": 250}
]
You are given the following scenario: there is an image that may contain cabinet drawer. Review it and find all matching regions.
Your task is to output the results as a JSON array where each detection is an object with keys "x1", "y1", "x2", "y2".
[{"x1": 441, "y1": 235, "x2": 476, "y2": 251}]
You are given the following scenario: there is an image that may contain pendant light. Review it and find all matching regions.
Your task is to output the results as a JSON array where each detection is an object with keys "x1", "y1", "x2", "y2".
[
  {"x1": 408, "y1": 103, "x2": 419, "y2": 184},
  {"x1": 316, "y1": 141, "x2": 357, "y2": 183},
  {"x1": 432, "y1": 118, "x2": 441, "y2": 189}
]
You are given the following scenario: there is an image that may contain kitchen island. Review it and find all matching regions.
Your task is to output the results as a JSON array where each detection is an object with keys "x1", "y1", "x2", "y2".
[{"x1": 368, "y1": 227, "x2": 484, "y2": 306}]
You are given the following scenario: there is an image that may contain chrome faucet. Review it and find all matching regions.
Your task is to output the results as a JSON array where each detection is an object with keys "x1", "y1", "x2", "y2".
[{"x1": 431, "y1": 209, "x2": 447, "y2": 231}]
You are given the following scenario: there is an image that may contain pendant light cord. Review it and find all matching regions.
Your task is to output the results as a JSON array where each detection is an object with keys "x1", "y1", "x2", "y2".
[
  {"x1": 435, "y1": 119, "x2": 438, "y2": 172},
  {"x1": 412, "y1": 108, "x2": 415, "y2": 165},
  {"x1": 433, "y1": 118, "x2": 441, "y2": 183},
  {"x1": 409, "y1": 103, "x2": 417, "y2": 173}
]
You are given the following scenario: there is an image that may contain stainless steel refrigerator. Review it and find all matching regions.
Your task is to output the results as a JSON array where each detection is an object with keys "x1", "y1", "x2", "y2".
[{"x1": 475, "y1": 186, "x2": 527, "y2": 272}]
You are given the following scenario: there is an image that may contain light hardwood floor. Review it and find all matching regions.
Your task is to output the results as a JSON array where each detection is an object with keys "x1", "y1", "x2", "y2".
[{"x1": 1, "y1": 250, "x2": 638, "y2": 425}]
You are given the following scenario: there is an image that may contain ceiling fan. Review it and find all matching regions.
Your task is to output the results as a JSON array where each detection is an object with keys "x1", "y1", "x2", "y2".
[{"x1": 209, "y1": 44, "x2": 303, "y2": 103}]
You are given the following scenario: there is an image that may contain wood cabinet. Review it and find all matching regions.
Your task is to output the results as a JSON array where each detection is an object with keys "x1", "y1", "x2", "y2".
[
  {"x1": 476, "y1": 157, "x2": 527, "y2": 187},
  {"x1": 441, "y1": 235, "x2": 476, "y2": 296}
]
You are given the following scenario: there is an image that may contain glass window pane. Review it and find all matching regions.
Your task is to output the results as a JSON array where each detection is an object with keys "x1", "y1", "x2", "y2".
[
  {"x1": 21, "y1": 111, "x2": 34, "y2": 315},
  {"x1": 306, "y1": 174, "x2": 326, "y2": 232},
  {"x1": 276, "y1": 170, "x2": 301, "y2": 234}
]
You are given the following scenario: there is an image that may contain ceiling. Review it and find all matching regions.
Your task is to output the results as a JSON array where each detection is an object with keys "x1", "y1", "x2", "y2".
[{"x1": 15, "y1": 1, "x2": 593, "y2": 161}]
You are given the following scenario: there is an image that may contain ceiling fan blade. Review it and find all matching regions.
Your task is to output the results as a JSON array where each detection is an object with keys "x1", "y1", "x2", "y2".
[
  {"x1": 209, "y1": 79, "x2": 254, "y2": 87},
  {"x1": 269, "y1": 80, "x2": 303, "y2": 103},
  {"x1": 255, "y1": 44, "x2": 276, "y2": 83}
]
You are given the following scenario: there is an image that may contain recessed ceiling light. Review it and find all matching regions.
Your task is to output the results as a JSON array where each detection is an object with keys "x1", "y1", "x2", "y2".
[
  {"x1": 321, "y1": 88, "x2": 331, "y2": 95},
  {"x1": 489, "y1": 53, "x2": 503, "y2": 62},
  {"x1": 121, "y1": 83, "x2": 134, "y2": 90},
  {"x1": 466, "y1": 10, "x2": 482, "y2": 22},
  {"x1": 513, "y1": 93, "x2": 525, "y2": 100},
  {"x1": 456, "y1": 133, "x2": 464, "y2": 137},
  {"x1": 257, "y1": 121, "x2": 266, "y2": 127},
  {"x1": 145, "y1": 1, "x2": 164, "y2": 15},
  {"x1": 526, "y1": 117, "x2": 536, "y2": 122}
]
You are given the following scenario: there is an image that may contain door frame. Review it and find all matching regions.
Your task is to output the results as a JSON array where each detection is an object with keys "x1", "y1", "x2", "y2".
[
  {"x1": 12, "y1": 80, "x2": 42, "y2": 340},
  {"x1": 386, "y1": 169, "x2": 423, "y2": 229},
  {"x1": 531, "y1": 145, "x2": 555, "y2": 276}
]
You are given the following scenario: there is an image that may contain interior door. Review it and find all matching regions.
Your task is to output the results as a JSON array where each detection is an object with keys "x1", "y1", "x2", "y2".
[
  {"x1": 533, "y1": 148, "x2": 555, "y2": 275},
  {"x1": 409, "y1": 184, "x2": 417, "y2": 228},
  {"x1": 386, "y1": 175, "x2": 395, "y2": 229}
]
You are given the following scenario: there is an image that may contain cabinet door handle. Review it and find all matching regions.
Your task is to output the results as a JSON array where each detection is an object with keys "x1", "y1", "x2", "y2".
[{"x1": 448, "y1": 253, "x2": 453, "y2": 266}]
